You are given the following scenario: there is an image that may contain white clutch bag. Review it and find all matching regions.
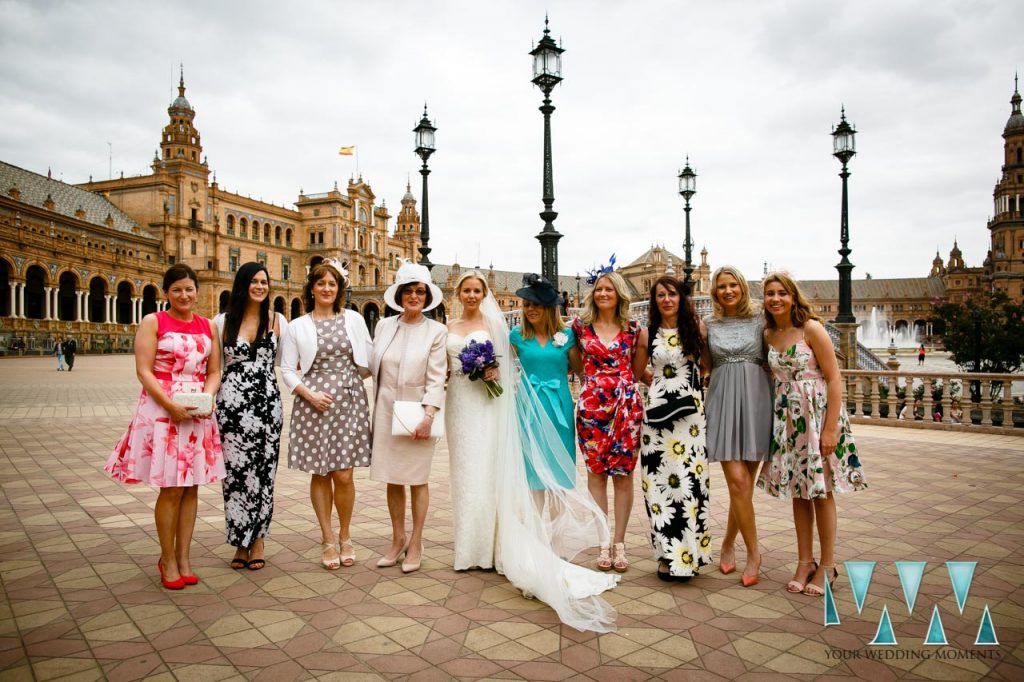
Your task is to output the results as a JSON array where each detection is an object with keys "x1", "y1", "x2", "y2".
[
  {"x1": 391, "y1": 400, "x2": 444, "y2": 438},
  {"x1": 172, "y1": 389, "x2": 213, "y2": 417}
]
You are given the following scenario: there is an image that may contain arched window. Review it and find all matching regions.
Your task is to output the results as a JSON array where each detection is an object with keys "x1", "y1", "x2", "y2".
[
  {"x1": 263, "y1": 223, "x2": 270, "y2": 243},
  {"x1": 285, "y1": 228, "x2": 293, "y2": 246},
  {"x1": 226, "y1": 214, "x2": 235, "y2": 235},
  {"x1": 252, "y1": 221, "x2": 260, "y2": 241},
  {"x1": 358, "y1": 207, "x2": 368, "y2": 223},
  {"x1": 239, "y1": 217, "x2": 248, "y2": 238}
]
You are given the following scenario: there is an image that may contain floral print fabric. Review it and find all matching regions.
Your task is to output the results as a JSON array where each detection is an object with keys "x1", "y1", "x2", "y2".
[
  {"x1": 757, "y1": 339, "x2": 867, "y2": 499},
  {"x1": 106, "y1": 312, "x2": 225, "y2": 487},
  {"x1": 572, "y1": 318, "x2": 644, "y2": 476},
  {"x1": 640, "y1": 328, "x2": 712, "y2": 577},
  {"x1": 217, "y1": 329, "x2": 282, "y2": 549}
]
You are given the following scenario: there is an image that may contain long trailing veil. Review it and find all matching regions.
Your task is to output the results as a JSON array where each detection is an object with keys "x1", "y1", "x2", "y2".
[{"x1": 479, "y1": 291, "x2": 620, "y2": 633}]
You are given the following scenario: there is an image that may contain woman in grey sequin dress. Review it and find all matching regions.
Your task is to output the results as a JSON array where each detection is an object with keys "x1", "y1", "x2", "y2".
[
  {"x1": 704, "y1": 266, "x2": 772, "y2": 586},
  {"x1": 280, "y1": 262, "x2": 373, "y2": 570}
]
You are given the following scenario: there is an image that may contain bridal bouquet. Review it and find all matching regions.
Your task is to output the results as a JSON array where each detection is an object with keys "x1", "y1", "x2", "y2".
[{"x1": 457, "y1": 339, "x2": 503, "y2": 399}]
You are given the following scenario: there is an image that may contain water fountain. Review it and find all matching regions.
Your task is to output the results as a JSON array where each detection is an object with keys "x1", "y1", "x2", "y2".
[{"x1": 857, "y1": 306, "x2": 921, "y2": 349}]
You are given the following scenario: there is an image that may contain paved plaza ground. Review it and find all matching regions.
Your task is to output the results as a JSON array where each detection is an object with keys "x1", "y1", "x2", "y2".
[{"x1": 0, "y1": 355, "x2": 1021, "y2": 681}]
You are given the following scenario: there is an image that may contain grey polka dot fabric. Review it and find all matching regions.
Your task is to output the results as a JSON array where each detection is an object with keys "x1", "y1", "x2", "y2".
[{"x1": 287, "y1": 317, "x2": 372, "y2": 475}]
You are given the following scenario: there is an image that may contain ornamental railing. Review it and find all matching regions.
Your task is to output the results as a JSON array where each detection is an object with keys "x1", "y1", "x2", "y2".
[{"x1": 840, "y1": 369, "x2": 1022, "y2": 433}]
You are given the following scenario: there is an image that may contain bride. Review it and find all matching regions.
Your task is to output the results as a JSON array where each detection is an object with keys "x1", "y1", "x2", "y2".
[{"x1": 446, "y1": 271, "x2": 620, "y2": 632}]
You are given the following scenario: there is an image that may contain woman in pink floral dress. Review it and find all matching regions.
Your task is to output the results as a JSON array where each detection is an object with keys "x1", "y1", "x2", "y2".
[
  {"x1": 757, "y1": 272, "x2": 866, "y2": 597},
  {"x1": 106, "y1": 264, "x2": 225, "y2": 590},
  {"x1": 572, "y1": 270, "x2": 645, "y2": 573}
]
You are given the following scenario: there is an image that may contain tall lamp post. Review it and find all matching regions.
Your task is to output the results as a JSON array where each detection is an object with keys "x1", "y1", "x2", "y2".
[
  {"x1": 829, "y1": 107, "x2": 860, "y2": 368},
  {"x1": 414, "y1": 105, "x2": 437, "y2": 271},
  {"x1": 832, "y1": 107, "x2": 857, "y2": 324},
  {"x1": 677, "y1": 159, "x2": 697, "y2": 289},
  {"x1": 530, "y1": 17, "x2": 565, "y2": 284},
  {"x1": 575, "y1": 273, "x2": 581, "y2": 309}
]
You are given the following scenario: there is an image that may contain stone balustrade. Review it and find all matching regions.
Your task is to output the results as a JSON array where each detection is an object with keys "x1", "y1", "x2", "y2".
[{"x1": 841, "y1": 369, "x2": 1022, "y2": 433}]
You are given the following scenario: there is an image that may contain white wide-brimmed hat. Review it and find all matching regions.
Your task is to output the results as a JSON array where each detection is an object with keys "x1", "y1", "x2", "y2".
[{"x1": 384, "y1": 260, "x2": 444, "y2": 312}]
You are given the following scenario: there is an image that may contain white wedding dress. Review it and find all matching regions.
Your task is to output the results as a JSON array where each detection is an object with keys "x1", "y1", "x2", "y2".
[
  {"x1": 446, "y1": 329, "x2": 499, "y2": 570},
  {"x1": 445, "y1": 294, "x2": 620, "y2": 633}
]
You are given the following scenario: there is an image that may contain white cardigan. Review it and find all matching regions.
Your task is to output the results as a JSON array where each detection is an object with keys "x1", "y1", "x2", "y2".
[{"x1": 280, "y1": 310, "x2": 372, "y2": 393}]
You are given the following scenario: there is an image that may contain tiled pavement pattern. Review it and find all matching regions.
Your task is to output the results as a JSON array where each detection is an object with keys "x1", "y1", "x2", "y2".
[{"x1": 0, "y1": 355, "x2": 1021, "y2": 681}]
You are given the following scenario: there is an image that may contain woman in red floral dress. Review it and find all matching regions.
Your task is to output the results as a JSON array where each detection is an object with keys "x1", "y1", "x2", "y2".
[{"x1": 572, "y1": 270, "x2": 645, "y2": 572}]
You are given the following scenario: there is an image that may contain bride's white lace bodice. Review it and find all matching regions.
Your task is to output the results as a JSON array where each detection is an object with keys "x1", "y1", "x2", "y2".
[{"x1": 445, "y1": 328, "x2": 499, "y2": 570}]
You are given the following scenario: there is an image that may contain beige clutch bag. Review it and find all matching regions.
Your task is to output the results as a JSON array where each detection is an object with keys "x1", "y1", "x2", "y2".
[
  {"x1": 391, "y1": 400, "x2": 444, "y2": 438},
  {"x1": 172, "y1": 391, "x2": 213, "y2": 417}
]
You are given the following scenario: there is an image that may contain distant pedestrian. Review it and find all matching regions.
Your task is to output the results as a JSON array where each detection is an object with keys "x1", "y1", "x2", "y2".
[
  {"x1": 64, "y1": 336, "x2": 77, "y2": 371},
  {"x1": 55, "y1": 340, "x2": 65, "y2": 371},
  {"x1": 918, "y1": 344, "x2": 925, "y2": 366}
]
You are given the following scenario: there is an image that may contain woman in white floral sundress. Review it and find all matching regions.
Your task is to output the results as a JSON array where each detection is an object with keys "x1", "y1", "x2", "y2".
[{"x1": 757, "y1": 272, "x2": 866, "y2": 597}]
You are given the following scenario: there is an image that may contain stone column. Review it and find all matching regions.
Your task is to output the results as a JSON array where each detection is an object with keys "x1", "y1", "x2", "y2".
[
  {"x1": 8, "y1": 283, "x2": 16, "y2": 318},
  {"x1": 77, "y1": 291, "x2": 85, "y2": 322},
  {"x1": 16, "y1": 283, "x2": 25, "y2": 319},
  {"x1": 43, "y1": 287, "x2": 52, "y2": 320}
]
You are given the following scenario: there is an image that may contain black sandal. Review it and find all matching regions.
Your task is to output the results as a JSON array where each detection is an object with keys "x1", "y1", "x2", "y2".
[
  {"x1": 657, "y1": 561, "x2": 692, "y2": 583},
  {"x1": 246, "y1": 558, "x2": 266, "y2": 571},
  {"x1": 229, "y1": 558, "x2": 248, "y2": 570}
]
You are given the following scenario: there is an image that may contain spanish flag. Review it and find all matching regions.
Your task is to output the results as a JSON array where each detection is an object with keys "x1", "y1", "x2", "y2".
[{"x1": 338, "y1": 146, "x2": 356, "y2": 156}]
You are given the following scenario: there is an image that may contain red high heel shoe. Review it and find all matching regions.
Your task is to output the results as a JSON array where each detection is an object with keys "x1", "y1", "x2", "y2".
[
  {"x1": 181, "y1": 574, "x2": 199, "y2": 586},
  {"x1": 158, "y1": 560, "x2": 185, "y2": 590},
  {"x1": 740, "y1": 552, "x2": 763, "y2": 588}
]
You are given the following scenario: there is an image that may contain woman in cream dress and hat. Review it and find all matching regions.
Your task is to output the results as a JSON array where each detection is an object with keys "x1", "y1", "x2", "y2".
[{"x1": 370, "y1": 260, "x2": 447, "y2": 573}]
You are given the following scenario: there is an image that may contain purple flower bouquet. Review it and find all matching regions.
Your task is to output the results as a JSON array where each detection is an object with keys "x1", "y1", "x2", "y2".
[{"x1": 457, "y1": 339, "x2": 503, "y2": 399}]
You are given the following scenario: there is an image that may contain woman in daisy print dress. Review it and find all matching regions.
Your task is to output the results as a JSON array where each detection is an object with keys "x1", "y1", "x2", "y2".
[{"x1": 634, "y1": 276, "x2": 711, "y2": 581}]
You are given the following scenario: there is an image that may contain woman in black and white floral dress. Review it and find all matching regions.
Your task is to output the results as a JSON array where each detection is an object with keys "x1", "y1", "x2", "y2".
[
  {"x1": 214, "y1": 262, "x2": 287, "y2": 571},
  {"x1": 634, "y1": 276, "x2": 711, "y2": 581}
]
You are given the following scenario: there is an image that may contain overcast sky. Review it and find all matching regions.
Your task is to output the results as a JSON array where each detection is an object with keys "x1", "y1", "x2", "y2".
[{"x1": 1, "y1": 0, "x2": 1020, "y2": 282}]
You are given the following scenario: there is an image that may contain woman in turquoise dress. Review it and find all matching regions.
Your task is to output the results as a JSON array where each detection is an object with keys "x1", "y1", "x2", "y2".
[{"x1": 510, "y1": 274, "x2": 580, "y2": 489}]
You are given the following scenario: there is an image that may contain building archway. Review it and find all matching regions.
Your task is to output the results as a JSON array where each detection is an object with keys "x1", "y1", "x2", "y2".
[
  {"x1": 363, "y1": 302, "x2": 380, "y2": 336},
  {"x1": 88, "y1": 276, "x2": 107, "y2": 322},
  {"x1": 219, "y1": 290, "x2": 230, "y2": 314},
  {"x1": 23, "y1": 265, "x2": 47, "y2": 319},
  {"x1": 116, "y1": 281, "x2": 134, "y2": 324},
  {"x1": 58, "y1": 272, "x2": 79, "y2": 321},
  {"x1": 273, "y1": 296, "x2": 285, "y2": 316},
  {"x1": 142, "y1": 285, "x2": 159, "y2": 317},
  {"x1": 290, "y1": 297, "x2": 302, "y2": 320},
  {"x1": 0, "y1": 258, "x2": 10, "y2": 317}
]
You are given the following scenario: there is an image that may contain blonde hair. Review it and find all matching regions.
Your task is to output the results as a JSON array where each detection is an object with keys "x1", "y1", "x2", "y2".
[
  {"x1": 453, "y1": 271, "x2": 489, "y2": 318},
  {"x1": 579, "y1": 271, "x2": 632, "y2": 330},
  {"x1": 520, "y1": 302, "x2": 566, "y2": 340},
  {"x1": 762, "y1": 271, "x2": 820, "y2": 329},
  {"x1": 710, "y1": 265, "x2": 755, "y2": 318}
]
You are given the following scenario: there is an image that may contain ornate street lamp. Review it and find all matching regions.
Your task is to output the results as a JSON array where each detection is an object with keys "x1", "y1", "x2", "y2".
[
  {"x1": 414, "y1": 104, "x2": 437, "y2": 271},
  {"x1": 575, "y1": 272, "x2": 581, "y2": 310},
  {"x1": 832, "y1": 107, "x2": 857, "y2": 324},
  {"x1": 530, "y1": 16, "x2": 565, "y2": 284},
  {"x1": 677, "y1": 158, "x2": 697, "y2": 289}
]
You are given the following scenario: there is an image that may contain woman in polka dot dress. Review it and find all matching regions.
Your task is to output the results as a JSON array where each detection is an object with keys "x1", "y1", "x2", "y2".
[{"x1": 280, "y1": 261, "x2": 373, "y2": 570}]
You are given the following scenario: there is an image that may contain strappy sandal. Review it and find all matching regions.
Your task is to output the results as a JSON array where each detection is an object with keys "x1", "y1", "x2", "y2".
[
  {"x1": 787, "y1": 560, "x2": 817, "y2": 593},
  {"x1": 803, "y1": 564, "x2": 837, "y2": 597},
  {"x1": 321, "y1": 542, "x2": 340, "y2": 570},
  {"x1": 339, "y1": 538, "x2": 356, "y2": 567},
  {"x1": 229, "y1": 557, "x2": 248, "y2": 570},
  {"x1": 612, "y1": 542, "x2": 629, "y2": 573},
  {"x1": 596, "y1": 545, "x2": 612, "y2": 571}
]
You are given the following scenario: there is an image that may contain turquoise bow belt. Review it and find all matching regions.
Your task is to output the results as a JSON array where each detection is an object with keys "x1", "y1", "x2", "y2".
[{"x1": 528, "y1": 374, "x2": 569, "y2": 428}]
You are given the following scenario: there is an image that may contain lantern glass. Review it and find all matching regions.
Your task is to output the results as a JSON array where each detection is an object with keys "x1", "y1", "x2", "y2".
[
  {"x1": 415, "y1": 125, "x2": 434, "y2": 151},
  {"x1": 533, "y1": 46, "x2": 561, "y2": 78},
  {"x1": 678, "y1": 167, "x2": 696, "y2": 195}
]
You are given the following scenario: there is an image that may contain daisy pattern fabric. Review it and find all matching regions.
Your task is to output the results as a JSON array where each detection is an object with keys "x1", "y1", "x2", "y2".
[
  {"x1": 639, "y1": 328, "x2": 712, "y2": 577},
  {"x1": 757, "y1": 338, "x2": 866, "y2": 499}
]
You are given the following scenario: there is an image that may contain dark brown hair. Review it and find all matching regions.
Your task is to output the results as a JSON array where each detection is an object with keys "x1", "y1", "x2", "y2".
[
  {"x1": 647, "y1": 275, "x2": 703, "y2": 360},
  {"x1": 397, "y1": 282, "x2": 433, "y2": 309},
  {"x1": 162, "y1": 264, "x2": 198, "y2": 292},
  {"x1": 303, "y1": 263, "x2": 346, "y2": 313}
]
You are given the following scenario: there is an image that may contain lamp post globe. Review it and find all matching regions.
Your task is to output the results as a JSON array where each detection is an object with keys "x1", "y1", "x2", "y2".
[
  {"x1": 413, "y1": 105, "x2": 437, "y2": 271},
  {"x1": 677, "y1": 158, "x2": 697, "y2": 289},
  {"x1": 530, "y1": 16, "x2": 565, "y2": 285},
  {"x1": 832, "y1": 107, "x2": 857, "y2": 324}
]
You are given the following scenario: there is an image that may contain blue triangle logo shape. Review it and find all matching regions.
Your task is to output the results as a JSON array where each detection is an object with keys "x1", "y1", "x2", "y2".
[
  {"x1": 870, "y1": 605, "x2": 898, "y2": 646},
  {"x1": 946, "y1": 561, "x2": 976, "y2": 614},
  {"x1": 924, "y1": 605, "x2": 948, "y2": 645},
  {"x1": 895, "y1": 561, "x2": 927, "y2": 614},
  {"x1": 824, "y1": 576, "x2": 840, "y2": 626},
  {"x1": 845, "y1": 560, "x2": 876, "y2": 614},
  {"x1": 975, "y1": 605, "x2": 999, "y2": 645}
]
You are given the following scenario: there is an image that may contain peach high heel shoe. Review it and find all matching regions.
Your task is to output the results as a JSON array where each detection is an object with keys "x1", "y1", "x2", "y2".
[
  {"x1": 321, "y1": 542, "x2": 341, "y2": 570},
  {"x1": 740, "y1": 552, "x2": 763, "y2": 588},
  {"x1": 596, "y1": 545, "x2": 612, "y2": 571},
  {"x1": 339, "y1": 538, "x2": 356, "y2": 567},
  {"x1": 376, "y1": 538, "x2": 409, "y2": 568},
  {"x1": 787, "y1": 560, "x2": 817, "y2": 593},
  {"x1": 803, "y1": 565, "x2": 838, "y2": 597},
  {"x1": 719, "y1": 547, "x2": 737, "y2": 575},
  {"x1": 401, "y1": 544, "x2": 423, "y2": 574}
]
